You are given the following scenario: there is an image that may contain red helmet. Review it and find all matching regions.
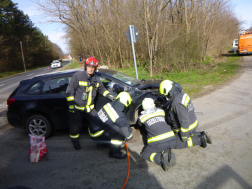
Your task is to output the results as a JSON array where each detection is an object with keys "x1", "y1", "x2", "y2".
[{"x1": 85, "y1": 57, "x2": 98, "y2": 70}]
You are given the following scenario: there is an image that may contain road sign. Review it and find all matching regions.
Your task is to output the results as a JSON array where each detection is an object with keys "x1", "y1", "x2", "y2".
[
  {"x1": 126, "y1": 25, "x2": 139, "y2": 43},
  {"x1": 126, "y1": 25, "x2": 139, "y2": 79}
]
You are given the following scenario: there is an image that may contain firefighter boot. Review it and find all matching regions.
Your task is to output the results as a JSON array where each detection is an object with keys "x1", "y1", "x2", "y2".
[
  {"x1": 199, "y1": 132, "x2": 207, "y2": 148},
  {"x1": 109, "y1": 145, "x2": 127, "y2": 159},
  {"x1": 160, "y1": 149, "x2": 176, "y2": 171},
  {"x1": 109, "y1": 150, "x2": 127, "y2": 159},
  {"x1": 203, "y1": 131, "x2": 212, "y2": 144},
  {"x1": 71, "y1": 138, "x2": 81, "y2": 150}
]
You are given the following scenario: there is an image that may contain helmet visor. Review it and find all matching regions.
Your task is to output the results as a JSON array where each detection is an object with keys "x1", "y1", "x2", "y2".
[{"x1": 87, "y1": 61, "x2": 97, "y2": 67}]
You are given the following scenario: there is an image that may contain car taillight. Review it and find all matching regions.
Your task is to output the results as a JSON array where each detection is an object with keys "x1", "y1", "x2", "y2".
[{"x1": 7, "y1": 98, "x2": 15, "y2": 107}]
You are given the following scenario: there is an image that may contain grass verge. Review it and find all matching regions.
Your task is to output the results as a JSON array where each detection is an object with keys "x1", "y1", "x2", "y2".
[{"x1": 55, "y1": 55, "x2": 243, "y2": 97}]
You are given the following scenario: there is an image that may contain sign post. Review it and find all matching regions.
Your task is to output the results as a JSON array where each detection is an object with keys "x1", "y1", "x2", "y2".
[
  {"x1": 126, "y1": 25, "x2": 139, "y2": 79},
  {"x1": 20, "y1": 41, "x2": 26, "y2": 72}
]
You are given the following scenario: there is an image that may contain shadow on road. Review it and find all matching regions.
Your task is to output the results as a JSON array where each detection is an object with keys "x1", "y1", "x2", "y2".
[{"x1": 195, "y1": 165, "x2": 252, "y2": 189}]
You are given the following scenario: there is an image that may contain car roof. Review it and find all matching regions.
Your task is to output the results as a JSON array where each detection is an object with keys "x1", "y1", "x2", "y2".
[
  {"x1": 32, "y1": 68, "x2": 114, "y2": 80},
  {"x1": 33, "y1": 68, "x2": 83, "y2": 79}
]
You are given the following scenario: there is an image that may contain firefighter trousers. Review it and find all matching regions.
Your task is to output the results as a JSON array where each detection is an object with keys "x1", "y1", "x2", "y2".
[
  {"x1": 141, "y1": 133, "x2": 201, "y2": 165},
  {"x1": 89, "y1": 125, "x2": 126, "y2": 153},
  {"x1": 69, "y1": 109, "x2": 97, "y2": 139}
]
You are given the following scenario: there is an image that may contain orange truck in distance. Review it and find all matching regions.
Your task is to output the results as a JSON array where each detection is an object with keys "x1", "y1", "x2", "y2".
[{"x1": 238, "y1": 30, "x2": 252, "y2": 54}]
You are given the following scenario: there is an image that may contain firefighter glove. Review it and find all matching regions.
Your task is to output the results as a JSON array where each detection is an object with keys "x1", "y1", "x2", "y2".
[
  {"x1": 107, "y1": 94, "x2": 116, "y2": 102},
  {"x1": 125, "y1": 128, "x2": 133, "y2": 141},
  {"x1": 69, "y1": 105, "x2": 75, "y2": 113}
]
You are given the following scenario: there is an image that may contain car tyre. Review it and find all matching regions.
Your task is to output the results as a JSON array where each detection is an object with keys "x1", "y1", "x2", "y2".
[{"x1": 26, "y1": 114, "x2": 52, "y2": 138}]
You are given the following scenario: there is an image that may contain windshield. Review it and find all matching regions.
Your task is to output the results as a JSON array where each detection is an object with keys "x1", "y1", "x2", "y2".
[{"x1": 99, "y1": 69, "x2": 141, "y2": 86}]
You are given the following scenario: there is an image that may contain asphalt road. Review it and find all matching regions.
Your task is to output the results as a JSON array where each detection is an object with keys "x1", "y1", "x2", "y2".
[{"x1": 0, "y1": 57, "x2": 252, "y2": 189}]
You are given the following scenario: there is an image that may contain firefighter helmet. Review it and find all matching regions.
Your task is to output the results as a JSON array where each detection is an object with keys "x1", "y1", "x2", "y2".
[
  {"x1": 116, "y1": 92, "x2": 132, "y2": 107},
  {"x1": 159, "y1": 80, "x2": 173, "y2": 95},
  {"x1": 85, "y1": 57, "x2": 98, "y2": 70},
  {"x1": 142, "y1": 98, "x2": 155, "y2": 111}
]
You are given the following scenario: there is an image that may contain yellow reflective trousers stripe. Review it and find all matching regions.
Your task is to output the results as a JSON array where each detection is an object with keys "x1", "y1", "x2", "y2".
[
  {"x1": 147, "y1": 131, "x2": 175, "y2": 144},
  {"x1": 70, "y1": 134, "x2": 79, "y2": 139},
  {"x1": 88, "y1": 129, "x2": 104, "y2": 137},
  {"x1": 181, "y1": 120, "x2": 198, "y2": 133},
  {"x1": 150, "y1": 153, "x2": 157, "y2": 163},
  {"x1": 111, "y1": 139, "x2": 123, "y2": 145},
  {"x1": 140, "y1": 111, "x2": 165, "y2": 123},
  {"x1": 187, "y1": 137, "x2": 193, "y2": 147}
]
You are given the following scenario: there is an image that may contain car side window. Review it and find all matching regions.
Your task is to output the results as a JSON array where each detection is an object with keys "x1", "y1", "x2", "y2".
[
  {"x1": 42, "y1": 80, "x2": 50, "y2": 93},
  {"x1": 26, "y1": 82, "x2": 42, "y2": 95},
  {"x1": 42, "y1": 76, "x2": 71, "y2": 94}
]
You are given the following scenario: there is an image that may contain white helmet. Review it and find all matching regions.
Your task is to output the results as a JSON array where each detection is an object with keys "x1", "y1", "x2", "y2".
[{"x1": 142, "y1": 98, "x2": 155, "y2": 111}]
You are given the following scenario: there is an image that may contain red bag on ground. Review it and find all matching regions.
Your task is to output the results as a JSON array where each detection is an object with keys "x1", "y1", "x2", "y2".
[{"x1": 29, "y1": 134, "x2": 47, "y2": 163}]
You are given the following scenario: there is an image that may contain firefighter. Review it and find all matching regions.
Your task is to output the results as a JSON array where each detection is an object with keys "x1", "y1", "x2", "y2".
[
  {"x1": 66, "y1": 57, "x2": 116, "y2": 150},
  {"x1": 88, "y1": 92, "x2": 133, "y2": 159},
  {"x1": 138, "y1": 98, "x2": 212, "y2": 171},
  {"x1": 158, "y1": 80, "x2": 212, "y2": 144}
]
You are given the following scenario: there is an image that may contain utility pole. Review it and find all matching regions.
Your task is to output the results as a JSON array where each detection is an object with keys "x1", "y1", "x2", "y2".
[{"x1": 20, "y1": 41, "x2": 26, "y2": 72}]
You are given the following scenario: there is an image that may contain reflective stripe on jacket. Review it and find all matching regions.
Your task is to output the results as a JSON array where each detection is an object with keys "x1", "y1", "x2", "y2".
[
  {"x1": 169, "y1": 92, "x2": 198, "y2": 134},
  {"x1": 138, "y1": 108, "x2": 175, "y2": 145},
  {"x1": 66, "y1": 71, "x2": 110, "y2": 113}
]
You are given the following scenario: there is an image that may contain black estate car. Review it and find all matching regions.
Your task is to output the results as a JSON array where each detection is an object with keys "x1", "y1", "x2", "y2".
[{"x1": 7, "y1": 68, "x2": 161, "y2": 138}]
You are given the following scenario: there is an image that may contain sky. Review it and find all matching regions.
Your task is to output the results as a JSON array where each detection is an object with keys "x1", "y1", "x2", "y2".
[
  {"x1": 12, "y1": 0, "x2": 69, "y2": 54},
  {"x1": 11, "y1": 0, "x2": 252, "y2": 55}
]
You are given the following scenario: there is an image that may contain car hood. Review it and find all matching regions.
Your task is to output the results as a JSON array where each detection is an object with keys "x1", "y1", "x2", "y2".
[{"x1": 137, "y1": 79, "x2": 162, "y2": 90}]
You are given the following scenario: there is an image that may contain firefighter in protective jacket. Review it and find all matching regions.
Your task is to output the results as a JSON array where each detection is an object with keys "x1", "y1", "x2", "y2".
[
  {"x1": 139, "y1": 98, "x2": 212, "y2": 171},
  {"x1": 158, "y1": 80, "x2": 212, "y2": 144},
  {"x1": 66, "y1": 57, "x2": 115, "y2": 150},
  {"x1": 88, "y1": 92, "x2": 133, "y2": 159}
]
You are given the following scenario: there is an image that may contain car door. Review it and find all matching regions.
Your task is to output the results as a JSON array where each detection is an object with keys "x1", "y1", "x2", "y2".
[
  {"x1": 22, "y1": 81, "x2": 47, "y2": 116},
  {"x1": 40, "y1": 76, "x2": 71, "y2": 129}
]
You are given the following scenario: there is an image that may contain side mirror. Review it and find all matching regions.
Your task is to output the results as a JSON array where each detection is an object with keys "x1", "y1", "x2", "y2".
[{"x1": 112, "y1": 84, "x2": 124, "y2": 93}]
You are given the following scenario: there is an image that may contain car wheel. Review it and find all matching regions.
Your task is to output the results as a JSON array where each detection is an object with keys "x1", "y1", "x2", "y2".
[{"x1": 26, "y1": 114, "x2": 52, "y2": 138}]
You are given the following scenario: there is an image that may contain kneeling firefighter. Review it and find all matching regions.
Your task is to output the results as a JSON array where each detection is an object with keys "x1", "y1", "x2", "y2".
[
  {"x1": 138, "y1": 98, "x2": 212, "y2": 171},
  {"x1": 159, "y1": 80, "x2": 212, "y2": 145},
  {"x1": 88, "y1": 92, "x2": 133, "y2": 159}
]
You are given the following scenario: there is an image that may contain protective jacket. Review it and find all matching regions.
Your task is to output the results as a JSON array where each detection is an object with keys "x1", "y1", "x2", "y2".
[
  {"x1": 138, "y1": 108, "x2": 175, "y2": 145},
  {"x1": 88, "y1": 100, "x2": 132, "y2": 140},
  {"x1": 66, "y1": 71, "x2": 111, "y2": 113},
  {"x1": 165, "y1": 92, "x2": 198, "y2": 138}
]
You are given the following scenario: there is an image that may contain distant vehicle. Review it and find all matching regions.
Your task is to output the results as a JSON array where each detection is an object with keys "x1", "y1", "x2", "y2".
[
  {"x1": 238, "y1": 30, "x2": 252, "y2": 55},
  {"x1": 6, "y1": 68, "x2": 161, "y2": 138},
  {"x1": 232, "y1": 39, "x2": 238, "y2": 53},
  {"x1": 51, "y1": 60, "x2": 62, "y2": 69}
]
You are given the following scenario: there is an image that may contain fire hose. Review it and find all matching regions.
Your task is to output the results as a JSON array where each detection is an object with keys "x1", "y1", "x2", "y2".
[{"x1": 121, "y1": 141, "x2": 130, "y2": 189}]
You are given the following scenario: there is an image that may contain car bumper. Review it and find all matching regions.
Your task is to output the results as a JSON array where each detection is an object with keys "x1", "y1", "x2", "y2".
[
  {"x1": 7, "y1": 111, "x2": 24, "y2": 129},
  {"x1": 51, "y1": 64, "x2": 61, "y2": 68}
]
